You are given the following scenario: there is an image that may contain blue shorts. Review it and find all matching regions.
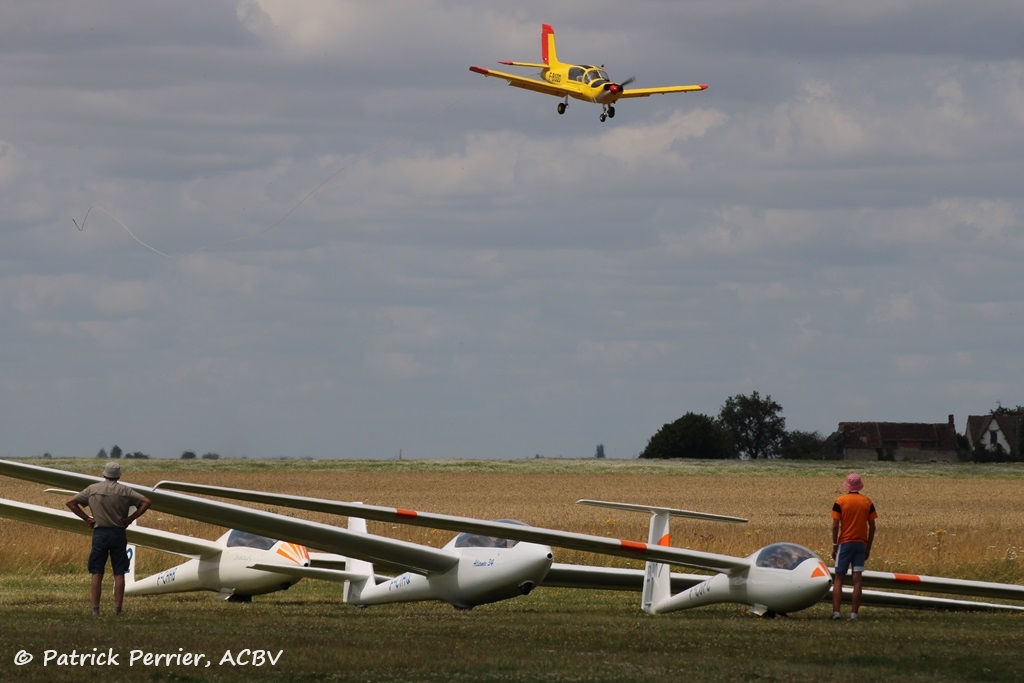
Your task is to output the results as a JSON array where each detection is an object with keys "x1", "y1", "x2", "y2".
[
  {"x1": 88, "y1": 527, "x2": 130, "y2": 575},
  {"x1": 835, "y1": 541, "x2": 867, "y2": 576}
]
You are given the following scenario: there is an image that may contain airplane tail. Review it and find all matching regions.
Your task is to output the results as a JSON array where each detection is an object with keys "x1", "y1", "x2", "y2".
[
  {"x1": 342, "y1": 516, "x2": 374, "y2": 605},
  {"x1": 541, "y1": 23, "x2": 559, "y2": 66}
]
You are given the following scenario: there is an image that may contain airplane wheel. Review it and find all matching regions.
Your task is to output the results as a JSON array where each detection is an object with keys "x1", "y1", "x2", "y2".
[
  {"x1": 599, "y1": 113, "x2": 607, "y2": 122},
  {"x1": 607, "y1": 106, "x2": 615, "y2": 118},
  {"x1": 557, "y1": 102, "x2": 567, "y2": 115}
]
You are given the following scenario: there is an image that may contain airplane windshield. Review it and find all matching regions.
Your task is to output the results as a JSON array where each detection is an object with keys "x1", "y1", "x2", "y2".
[
  {"x1": 453, "y1": 520, "x2": 528, "y2": 549},
  {"x1": 755, "y1": 543, "x2": 818, "y2": 570},
  {"x1": 583, "y1": 69, "x2": 609, "y2": 85},
  {"x1": 226, "y1": 529, "x2": 278, "y2": 551}
]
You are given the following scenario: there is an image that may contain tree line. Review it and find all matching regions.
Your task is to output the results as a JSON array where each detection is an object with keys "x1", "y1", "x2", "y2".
[
  {"x1": 639, "y1": 392, "x2": 1023, "y2": 461},
  {"x1": 96, "y1": 446, "x2": 221, "y2": 460}
]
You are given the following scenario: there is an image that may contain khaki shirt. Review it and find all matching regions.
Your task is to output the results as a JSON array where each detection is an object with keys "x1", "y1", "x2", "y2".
[{"x1": 73, "y1": 479, "x2": 148, "y2": 529}]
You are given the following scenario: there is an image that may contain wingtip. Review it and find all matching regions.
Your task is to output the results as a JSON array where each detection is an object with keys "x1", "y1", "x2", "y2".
[
  {"x1": 699, "y1": 84, "x2": 709, "y2": 90},
  {"x1": 469, "y1": 66, "x2": 489, "y2": 75},
  {"x1": 497, "y1": 60, "x2": 513, "y2": 65}
]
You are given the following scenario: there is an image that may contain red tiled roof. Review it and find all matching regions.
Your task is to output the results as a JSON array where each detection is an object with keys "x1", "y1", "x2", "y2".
[{"x1": 837, "y1": 421, "x2": 958, "y2": 450}]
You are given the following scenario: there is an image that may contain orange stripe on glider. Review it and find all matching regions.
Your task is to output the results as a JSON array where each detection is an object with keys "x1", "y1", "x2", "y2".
[
  {"x1": 811, "y1": 562, "x2": 829, "y2": 578},
  {"x1": 893, "y1": 573, "x2": 922, "y2": 584},
  {"x1": 658, "y1": 534, "x2": 671, "y2": 546},
  {"x1": 620, "y1": 539, "x2": 648, "y2": 553},
  {"x1": 395, "y1": 509, "x2": 418, "y2": 518}
]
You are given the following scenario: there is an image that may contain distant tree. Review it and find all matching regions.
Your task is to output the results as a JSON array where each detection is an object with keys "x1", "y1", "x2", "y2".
[
  {"x1": 42, "y1": 452, "x2": 52, "y2": 459},
  {"x1": 126, "y1": 451, "x2": 149, "y2": 460},
  {"x1": 594, "y1": 444, "x2": 606, "y2": 459},
  {"x1": 780, "y1": 430, "x2": 826, "y2": 459},
  {"x1": 718, "y1": 391, "x2": 786, "y2": 459},
  {"x1": 181, "y1": 451, "x2": 197, "y2": 460},
  {"x1": 110, "y1": 445, "x2": 122, "y2": 459},
  {"x1": 201, "y1": 452, "x2": 220, "y2": 460},
  {"x1": 640, "y1": 412, "x2": 733, "y2": 460},
  {"x1": 96, "y1": 448, "x2": 108, "y2": 459}
]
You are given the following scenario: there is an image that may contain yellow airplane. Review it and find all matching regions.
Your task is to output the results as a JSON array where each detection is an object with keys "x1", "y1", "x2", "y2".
[{"x1": 470, "y1": 24, "x2": 707, "y2": 122}]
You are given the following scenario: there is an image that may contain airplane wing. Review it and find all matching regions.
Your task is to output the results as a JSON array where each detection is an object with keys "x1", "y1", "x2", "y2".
[
  {"x1": 617, "y1": 84, "x2": 708, "y2": 99},
  {"x1": 0, "y1": 460, "x2": 458, "y2": 575},
  {"x1": 469, "y1": 66, "x2": 569, "y2": 98},
  {"x1": 544, "y1": 563, "x2": 1024, "y2": 612},
  {"x1": 153, "y1": 480, "x2": 751, "y2": 574},
  {"x1": 856, "y1": 569, "x2": 1024, "y2": 603},
  {"x1": 0, "y1": 497, "x2": 221, "y2": 557}
]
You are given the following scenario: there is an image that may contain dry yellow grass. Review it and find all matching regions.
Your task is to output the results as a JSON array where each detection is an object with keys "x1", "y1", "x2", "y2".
[{"x1": 1, "y1": 460, "x2": 1020, "y2": 584}]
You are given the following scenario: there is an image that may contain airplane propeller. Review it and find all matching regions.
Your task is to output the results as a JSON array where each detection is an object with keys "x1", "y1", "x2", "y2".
[{"x1": 598, "y1": 76, "x2": 635, "y2": 102}]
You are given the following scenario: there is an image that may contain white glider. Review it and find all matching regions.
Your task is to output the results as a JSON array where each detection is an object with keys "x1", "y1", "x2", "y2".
[
  {"x1": 0, "y1": 497, "x2": 312, "y2": 601},
  {"x1": 151, "y1": 481, "x2": 1024, "y2": 616},
  {"x1": 0, "y1": 461, "x2": 552, "y2": 610}
]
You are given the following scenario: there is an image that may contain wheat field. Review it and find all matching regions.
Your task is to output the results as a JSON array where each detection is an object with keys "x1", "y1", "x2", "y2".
[{"x1": 1, "y1": 458, "x2": 1020, "y2": 584}]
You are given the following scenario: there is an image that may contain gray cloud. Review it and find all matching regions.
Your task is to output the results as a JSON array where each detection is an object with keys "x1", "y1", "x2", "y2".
[{"x1": 1, "y1": 1, "x2": 1022, "y2": 459}]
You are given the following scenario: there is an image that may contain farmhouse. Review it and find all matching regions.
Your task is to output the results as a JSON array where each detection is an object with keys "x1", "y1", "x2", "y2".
[
  {"x1": 827, "y1": 415, "x2": 959, "y2": 462},
  {"x1": 965, "y1": 413, "x2": 1021, "y2": 458}
]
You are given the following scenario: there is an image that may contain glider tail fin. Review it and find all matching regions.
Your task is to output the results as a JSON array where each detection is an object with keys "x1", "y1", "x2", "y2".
[
  {"x1": 541, "y1": 23, "x2": 559, "y2": 66},
  {"x1": 641, "y1": 511, "x2": 672, "y2": 614},
  {"x1": 125, "y1": 543, "x2": 137, "y2": 588},
  {"x1": 342, "y1": 516, "x2": 374, "y2": 605}
]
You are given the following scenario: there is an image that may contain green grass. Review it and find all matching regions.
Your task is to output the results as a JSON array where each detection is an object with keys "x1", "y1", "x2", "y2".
[{"x1": 1, "y1": 576, "x2": 1022, "y2": 682}]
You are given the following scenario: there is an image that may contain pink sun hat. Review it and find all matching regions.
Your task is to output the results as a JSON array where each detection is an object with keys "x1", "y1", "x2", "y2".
[{"x1": 843, "y1": 472, "x2": 864, "y2": 492}]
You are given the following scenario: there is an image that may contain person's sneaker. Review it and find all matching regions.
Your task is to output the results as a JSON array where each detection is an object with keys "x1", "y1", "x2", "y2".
[
  {"x1": 831, "y1": 612, "x2": 841, "y2": 620},
  {"x1": 91, "y1": 606, "x2": 100, "y2": 616},
  {"x1": 114, "y1": 606, "x2": 123, "y2": 616},
  {"x1": 849, "y1": 613, "x2": 858, "y2": 620}
]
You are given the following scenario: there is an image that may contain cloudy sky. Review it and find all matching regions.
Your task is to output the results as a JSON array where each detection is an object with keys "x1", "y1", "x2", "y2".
[{"x1": 3, "y1": 1, "x2": 1022, "y2": 460}]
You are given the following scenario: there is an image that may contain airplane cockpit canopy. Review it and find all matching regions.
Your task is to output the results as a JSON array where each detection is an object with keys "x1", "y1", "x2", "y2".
[
  {"x1": 755, "y1": 543, "x2": 818, "y2": 571},
  {"x1": 226, "y1": 529, "x2": 278, "y2": 551},
  {"x1": 581, "y1": 67, "x2": 610, "y2": 86},
  {"x1": 454, "y1": 519, "x2": 528, "y2": 549}
]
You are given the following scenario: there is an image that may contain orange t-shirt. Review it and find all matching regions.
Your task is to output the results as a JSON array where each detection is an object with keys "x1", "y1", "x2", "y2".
[{"x1": 831, "y1": 492, "x2": 877, "y2": 544}]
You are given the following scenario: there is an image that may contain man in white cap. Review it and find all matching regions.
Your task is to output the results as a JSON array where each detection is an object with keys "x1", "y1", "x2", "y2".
[
  {"x1": 830, "y1": 472, "x2": 877, "y2": 620},
  {"x1": 66, "y1": 461, "x2": 152, "y2": 615}
]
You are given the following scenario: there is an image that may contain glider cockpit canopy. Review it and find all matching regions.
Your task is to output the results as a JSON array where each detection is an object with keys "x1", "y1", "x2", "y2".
[
  {"x1": 755, "y1": 543, "x2": 819, "y2": 571},
  {"x1": 453, "y1": 519, "x2": 530, "y2": 549},
  {"x1": 226, "y1": 529, "x2": 279, "y2": 551}
]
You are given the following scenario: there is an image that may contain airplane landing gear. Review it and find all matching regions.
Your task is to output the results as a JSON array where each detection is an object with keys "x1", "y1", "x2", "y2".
[
  {"x1": 599, "y1": 104, "x2": 616, "y2": 122},
  {"x1": 557, "y1": 97, "x2": 568, "y2": 115}
]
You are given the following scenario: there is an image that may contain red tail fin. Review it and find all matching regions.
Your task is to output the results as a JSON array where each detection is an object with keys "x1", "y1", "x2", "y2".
[{"x1": 541, "y1": 24, "x2": 557, "y2": 66}]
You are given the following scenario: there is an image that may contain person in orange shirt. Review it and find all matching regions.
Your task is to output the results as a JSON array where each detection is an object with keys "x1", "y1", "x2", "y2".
[{"x1": 830, "y1": 472, "x2": 877, "y2": 620}]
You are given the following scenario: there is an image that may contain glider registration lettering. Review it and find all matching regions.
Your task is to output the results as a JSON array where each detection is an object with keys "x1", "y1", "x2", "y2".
[{"x1": 469, "y1": 23, "x2": 707, "y2": 122}]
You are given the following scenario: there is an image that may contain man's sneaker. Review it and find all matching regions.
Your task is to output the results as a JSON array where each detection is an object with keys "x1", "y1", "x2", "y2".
[
  {"x1": 831, "y1": 612, "x2": 841, "y2": 620},
  {"x1": 849, "y1": 613, "x2": 858, "y2": 620}
]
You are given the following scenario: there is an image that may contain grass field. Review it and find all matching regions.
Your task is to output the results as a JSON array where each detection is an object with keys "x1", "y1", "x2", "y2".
[{"x1": 1, "y1": 458, "x2": 1022, "y2": 682}]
